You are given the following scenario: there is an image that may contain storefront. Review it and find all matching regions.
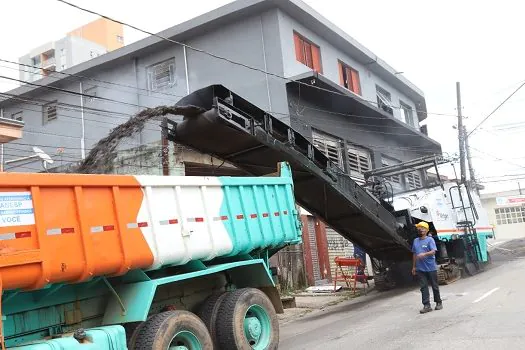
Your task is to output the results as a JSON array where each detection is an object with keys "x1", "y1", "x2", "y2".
[{"x1": 481, "y1": 190, "x2": 525, "y2": 240}]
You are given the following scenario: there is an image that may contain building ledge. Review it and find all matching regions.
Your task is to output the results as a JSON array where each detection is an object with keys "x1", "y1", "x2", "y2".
[
  {"x1": 286, "y1": 71, "x2": 441, "y2": 152},
  {"x1": 0, "y1": 118, "x2": 24, "y2": 143}
]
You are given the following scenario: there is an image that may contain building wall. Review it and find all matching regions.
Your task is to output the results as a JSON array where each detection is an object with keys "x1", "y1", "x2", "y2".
[
  {"x1": 277, "y1": 10, "x2": 419, "y2": 128},
  {"x1": 68, "y1": 36, "x2": 107, "y2": 68},
  {"x1": 185, "y1": 9, "x2": 288, "y2": 116},
  {"x1": 481, "y1": 190, "x2": 525, "y2": 240},
  {"x1": 68, "y1": 18, "x2": 124, "y2": 51}
]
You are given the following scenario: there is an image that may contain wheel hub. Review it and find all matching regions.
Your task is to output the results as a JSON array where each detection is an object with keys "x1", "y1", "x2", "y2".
[
  {"x1": 243, "y1": 305, "x2": 272, "y2": 349},
  {"x1": 244, "y1": 316, "x2": 262, "y2": 340},
  {"x1": 169, "y1": 330, "x2": 201, "y2": 350}
]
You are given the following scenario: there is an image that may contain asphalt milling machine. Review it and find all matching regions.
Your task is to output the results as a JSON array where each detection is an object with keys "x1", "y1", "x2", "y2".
[{"x1": 166, "y1": 84, "x2": 494, "y2": 290}]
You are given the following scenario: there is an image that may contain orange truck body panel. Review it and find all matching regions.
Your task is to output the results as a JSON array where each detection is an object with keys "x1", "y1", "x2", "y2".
[{"x1": 0, "y1": 173, "x2": 154, "y2": 291}]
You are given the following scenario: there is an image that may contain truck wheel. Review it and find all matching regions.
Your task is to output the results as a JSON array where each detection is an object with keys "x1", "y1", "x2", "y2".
[
  {"x1": 216, "y1": 288, "x2": 279, "y2": 350},
  {"x1": 197, "y1": 292, "x2": 228, "y2": 345},
  {"x1": 126, "y1": 321, "x2": 145, "y2": 349},
  {"x1": 132, "y1": 310, "x2": 213, "y2": 350}
]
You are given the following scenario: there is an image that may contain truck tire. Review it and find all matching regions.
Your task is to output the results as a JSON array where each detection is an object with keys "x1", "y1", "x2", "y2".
[
  {"x1": 132, "y1": 310, "x2": 213, "y2": 350},
  {"x1": 126, "y1": 321, "x2": 146, "y2": 349},
  {"x1": 215, "y1": 288, "x2": 279, "y2": 350},
  {"x1": 197, "y1": 292, "x2": 228, "y2": 346}
]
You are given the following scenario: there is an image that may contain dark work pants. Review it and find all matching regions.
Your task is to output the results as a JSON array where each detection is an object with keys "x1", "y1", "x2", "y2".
[{"x1": 417, "y1": 270, "x2": 441, "y2": 306}]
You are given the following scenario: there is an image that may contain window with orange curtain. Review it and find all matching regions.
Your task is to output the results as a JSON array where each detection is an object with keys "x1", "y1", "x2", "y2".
[
  {"x1": 293, "y1": 31, "x2": 322, "y2": 73},
  {"x1": 338, "y1": 61, "x2": 361, "y2": 95}
]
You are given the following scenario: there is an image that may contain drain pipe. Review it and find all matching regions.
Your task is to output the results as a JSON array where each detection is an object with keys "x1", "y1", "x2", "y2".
[
  {"x1": 260, "y1": 15, "x2": 272, "y2": 111},
  {"x1": 183, "y1": 46, "x2": 190, "y2": 95},
  {"x1": 79, "y1": 81, "x2": 86, "y2": 160}
]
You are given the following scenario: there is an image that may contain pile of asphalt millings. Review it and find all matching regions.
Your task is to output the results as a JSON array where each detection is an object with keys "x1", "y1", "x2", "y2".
[
  {"x1": 488, "y1": 238, "x2": 525, "y2": 262},
  {"x1": 75, "y1": 104, "x2": 205, "y2": 174}
]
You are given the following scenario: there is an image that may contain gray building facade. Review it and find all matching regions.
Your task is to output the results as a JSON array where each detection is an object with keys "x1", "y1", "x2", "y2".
[{"x1": 0, "y1": 0, "x2": 440, "y2": 192}]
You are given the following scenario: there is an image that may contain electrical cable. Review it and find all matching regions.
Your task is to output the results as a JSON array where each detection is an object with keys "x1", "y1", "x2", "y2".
[
  {"x1": 0, "y1": 75, "x2": 447, "y2": 141},
  {"x1": 48, "y1": 0, "x2": 458, "y2": 118},
  {"x1": 0, "y1": 61, "x2": 184, "y2": 103},
  {"x1": 468, "y1": 80, "x2": 525, "y2": 137},
  {"x1": 470, "y1": 147, "x2": 525, "y2": 171}
]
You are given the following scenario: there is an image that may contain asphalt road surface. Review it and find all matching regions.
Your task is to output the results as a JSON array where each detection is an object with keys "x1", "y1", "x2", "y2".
[{"x1": 280, "y1": 257, "x2": 525, "y2": 349}]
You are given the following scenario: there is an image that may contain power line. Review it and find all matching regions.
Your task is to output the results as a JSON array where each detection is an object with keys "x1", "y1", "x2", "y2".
[
  {"x1": 1, "y1": 91, "x2": 444, "y2": 156},
  {"x1": 0, "y1": 94, "x2": 164, "y2": 134},
  {"x1": 0, "y1": 75, "x2": 448, "y2": 140},
  {"x1": 468, "y1": 80, "x2": 525, "y2": 137},
  {"x1": 470, "y1": 146, "x2": 525, "y2": 171},
  {"x1": 0, "y1": 75, "x2": 143, "y2": 109},
  {"x1": 479, "y1": 176, "x2": 525, "y2": 184},
  {"x1": 0, "y1": 60, "x2": 184, "y2": 103},
  {"x1": 53, "y1": 0, "x2": 458, "y2": 118}
]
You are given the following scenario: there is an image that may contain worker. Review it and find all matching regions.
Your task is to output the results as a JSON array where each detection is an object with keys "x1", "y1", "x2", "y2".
[{"x1": 411, "y1": 221, "x2": 443, "y2": 313}]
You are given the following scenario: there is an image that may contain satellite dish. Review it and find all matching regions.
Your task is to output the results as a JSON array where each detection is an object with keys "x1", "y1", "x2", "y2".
[{"x1": 33, "y1": 147, "x2": 54, "y2": 170}]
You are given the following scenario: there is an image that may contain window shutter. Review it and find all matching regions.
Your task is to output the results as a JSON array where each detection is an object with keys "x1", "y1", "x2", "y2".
[
  {"x1": 338, "y1": 62, "x2": 344, "y2": 86},
  {"x1": 311, "y1": 45, "x2": 322, "y2": 73},
  {"x1": 294, "y1": 33, "x2": 304, "y2": 63},
  {"x1": 350, "y1": 69, "x2": 360, "y2": 95},
  {"x1": 168, "y1": 62, "x2": 176, "y2": 86},
  {"x1": 313, "y1": 132, "x2": 343, "y2": 169}
]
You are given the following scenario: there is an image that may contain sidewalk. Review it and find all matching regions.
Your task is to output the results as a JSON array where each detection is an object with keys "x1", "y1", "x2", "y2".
[{"x1": 278, "y1": 282, "x2": 375, "y2": 325}]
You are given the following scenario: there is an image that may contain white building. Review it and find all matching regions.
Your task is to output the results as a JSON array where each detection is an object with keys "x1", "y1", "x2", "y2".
[{"x1": 481, "y1": 189, "x2": 525, "y2": 240}]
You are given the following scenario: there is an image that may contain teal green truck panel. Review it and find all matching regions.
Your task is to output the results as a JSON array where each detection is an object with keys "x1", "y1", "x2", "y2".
[
  {"x1": 103, "y1": 259, "x2": 274, "y2": 325},
  {"x1": 219, "y1": 162, "x2": 302, "y2": 256},
  {"x1": 11, "y1": 326, "x2": 126, "y2": 350},
  {"x1": 438, "y1": 231, "x2": 493, "y2": 262}
]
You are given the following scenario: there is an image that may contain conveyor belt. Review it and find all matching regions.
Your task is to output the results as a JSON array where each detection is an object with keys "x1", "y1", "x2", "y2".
[{"x1": 166, "y1": 85, "x2": 412, "y2": 260}]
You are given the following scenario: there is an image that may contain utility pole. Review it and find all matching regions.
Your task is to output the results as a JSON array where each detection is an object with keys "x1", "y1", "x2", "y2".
[
  {"x1": 463, "y1": 125, "x2": 479, "y2": 195},
  {"x1": 456, "y1": 82, "x2": 467, "y2": 184}
]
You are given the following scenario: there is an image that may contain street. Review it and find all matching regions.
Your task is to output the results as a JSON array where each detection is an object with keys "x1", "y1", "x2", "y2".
[{"x1": 280, "y1": 257, "x2": 525, "y2": 349}]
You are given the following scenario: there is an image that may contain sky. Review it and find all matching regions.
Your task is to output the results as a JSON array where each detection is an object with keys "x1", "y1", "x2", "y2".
[{"x1": 1, "y1": 0, "x2": 524, "y2": 194}]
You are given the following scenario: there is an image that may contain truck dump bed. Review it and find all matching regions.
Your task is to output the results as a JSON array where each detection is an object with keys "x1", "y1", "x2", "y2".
[
  {"x1": 0, "y1": 162, "x2": 300, "y2": 292},
  {"x1": 168, "y1": 85, "x2": 412, "y2": 260}
]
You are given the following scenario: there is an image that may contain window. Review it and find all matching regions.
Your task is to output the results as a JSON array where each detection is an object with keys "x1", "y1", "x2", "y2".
[
  {"x1": 147, "y1": 58, "x2": 176, "y2": 92},
  {"x1": 83, "y1": 86, "x2": 97, "y2": 104},
  {"x1": 293, "y1": 31, "x2": 322, "y2": 73},
  {"x1": 11, "y1": 111, "x2": 23, "y2": 122},
  {"x1": 117, "y1": 35, "x2": 124, "y2": 43},
  {"x1": 338, "y1": 61, "x2": 361, "y2": 95},
  {"x1": 495, "y1": 207, "x2": 525, "y2": 225},
  {"x1": 43, "y1": 101, "x2": 58, "y2": 124},
  {"x1": 400, "y1": 100, "x2": 414, "y2": 127},
  {"x1": 376, "y1": 85, "x2": 394, "y2": 115},
  {"x1": 406, "y1": 172, "x2": 422, "y2": 190},
  {"x1": 312, "y1": 131, "x2": 343, "y2": 169},
  {"x1": 347, "y1": 145, "x2": 371, "y2": 176},
  {"x1": 382, "y1": 159, "x2": 401, "y2": 185},
  {"x1": 32, "y1": 56, "x2": 41, "y2": 66}
]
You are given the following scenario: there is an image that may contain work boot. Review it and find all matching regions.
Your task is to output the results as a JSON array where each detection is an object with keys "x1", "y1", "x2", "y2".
[
  {"x1": 435, "y1": 302, "x2": 443, "y2": 310},
  {"x1": 420, "y1": 305, "x2": 432, "y2": 314}
]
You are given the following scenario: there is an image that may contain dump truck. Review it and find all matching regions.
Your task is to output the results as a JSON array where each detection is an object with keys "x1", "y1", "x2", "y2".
[
  {"x1": 165, "y1": 84, "x2": 493, "y2": 291},
  {"x1": 0, "y1": 162, "x2": 301, "y2": 349}
]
